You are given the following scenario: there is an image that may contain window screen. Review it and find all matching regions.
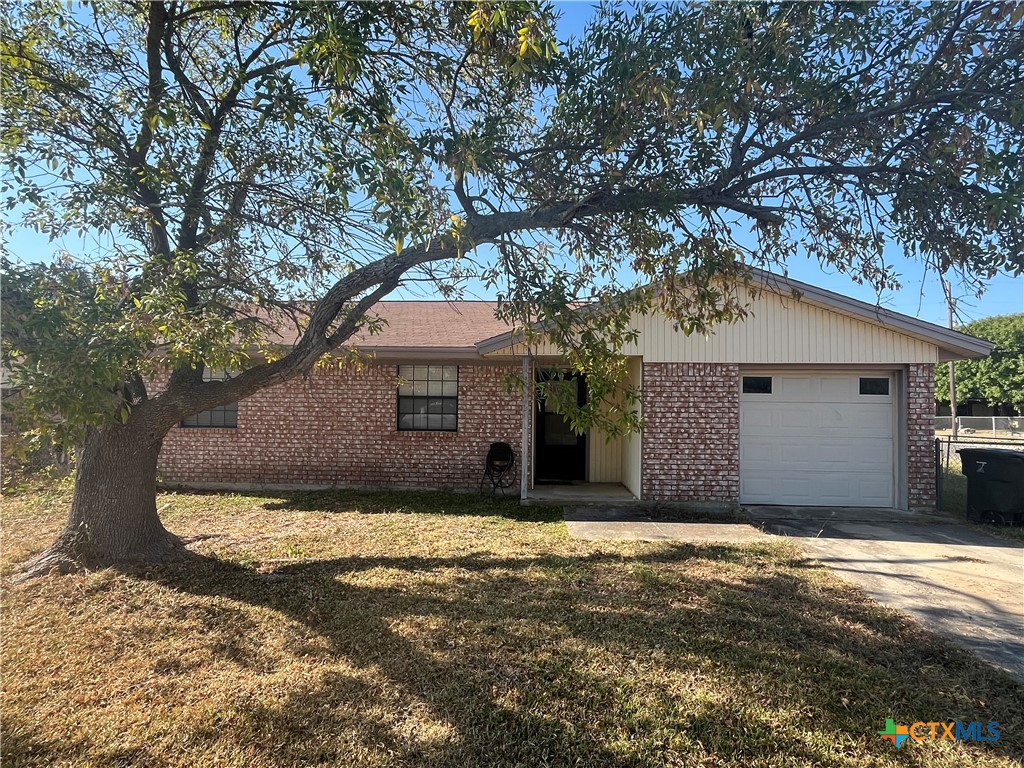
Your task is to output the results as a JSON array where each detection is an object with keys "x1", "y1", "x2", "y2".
[
  {"x1": 397, "y1": 365, "x2": 458, "y2": 431},
  {"x1": 742, "y1": 376, "x2": 773, "y2": 394},
  {"x1": 181, "y1": 367, "x2": 239, "y2": 428}
]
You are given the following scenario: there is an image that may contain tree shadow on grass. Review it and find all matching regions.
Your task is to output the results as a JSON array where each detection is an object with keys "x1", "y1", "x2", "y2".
[
  {"x1": 1, "y1": 720, "x2": 165, "y2": 768},
  {"x1": 144, "y1": 550, "x2": 660, "y2": 767},
  {"x1": 0, "y1": 724, "x2": 55, "y2": 768},
  {"x1": 167, "y1": 486, "x2": 562, "y2": 522},
  {"x1": 108, "y1": 542, "x2": 1024, "y2": 767}
]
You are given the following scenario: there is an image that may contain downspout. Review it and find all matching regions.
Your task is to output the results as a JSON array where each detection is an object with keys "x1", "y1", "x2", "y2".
[{"x1": 520, "y1": 354, "x2": 531, "y2": 502}]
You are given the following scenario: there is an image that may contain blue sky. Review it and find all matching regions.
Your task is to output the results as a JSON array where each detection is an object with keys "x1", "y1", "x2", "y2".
[
  {"x1": 546, "y1": 1, "x2": 1022, "y2": 326},
  {"x1": 4, "y1": 1, "x2": 1021, "y2": 328}
]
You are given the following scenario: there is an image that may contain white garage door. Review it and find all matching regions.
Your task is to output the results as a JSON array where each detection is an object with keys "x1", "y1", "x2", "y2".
[{"x1": 740, "y1": 372, "x2": 896, "y2": 507}]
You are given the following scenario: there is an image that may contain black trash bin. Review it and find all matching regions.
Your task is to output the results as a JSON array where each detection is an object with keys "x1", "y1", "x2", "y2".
[{"x1": 957, "y1": 448, "x2": 1024, "y2": 525}]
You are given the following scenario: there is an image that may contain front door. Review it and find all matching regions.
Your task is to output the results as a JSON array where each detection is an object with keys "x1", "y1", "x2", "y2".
[{"x1": 535, "y1": 372, "x2": 587, "y2": 482}]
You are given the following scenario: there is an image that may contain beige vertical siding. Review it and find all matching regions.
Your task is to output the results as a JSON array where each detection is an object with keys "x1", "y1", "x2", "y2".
[
  {"x1": 588, "y1": 427, "x2": 623, "y2": 482},
  {"x1": 486, "y1": 291, "x2": 939, "y2": 364},
  {"x1": 620, "y1": 357, "x2": 643, "y2": 498},
  {"x1": 587, "y1": 366, "x2": 629, "y2": 483}
]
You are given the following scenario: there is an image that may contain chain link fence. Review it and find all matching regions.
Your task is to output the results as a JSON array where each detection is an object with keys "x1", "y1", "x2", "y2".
[
  {"x1": 934, "y1": 415, "x2": 1023, "y2": 437},
  {"x1": 935, "y1": 432, "x2": 1024, "y2": 515}
]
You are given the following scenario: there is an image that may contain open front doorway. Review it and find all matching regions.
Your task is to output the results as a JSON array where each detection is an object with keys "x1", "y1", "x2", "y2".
[{"x1": 535, "y1": 371, "x2": 587, "y2": 483}]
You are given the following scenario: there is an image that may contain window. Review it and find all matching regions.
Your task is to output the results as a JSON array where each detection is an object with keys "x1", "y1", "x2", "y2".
[
  {"x1": 742, "y1": 376, "x2": 773, "y2": 394},
  {"x1": 397, "y1": 365, "x2": 458, "y2": 431},
  {"x1": 859, "y1": 377, "x2": 890, "y2": 396},
  {"x1": 181, "y1": 367, "x2": 238, "y2": 428}
]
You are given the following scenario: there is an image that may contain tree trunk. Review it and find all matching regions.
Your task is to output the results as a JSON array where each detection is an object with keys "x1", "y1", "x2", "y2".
[{"x1": 20, "y1": 424, "x2": 182, "y2": 578}]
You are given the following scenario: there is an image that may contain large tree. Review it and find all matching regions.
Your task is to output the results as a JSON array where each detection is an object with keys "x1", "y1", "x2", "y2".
[
  {"x1": 3, "y1": 1, "x2": 1023, "y2": 575},
  {"x1": 937, "y1": 313, "x2": 1024, "y2": 412}
]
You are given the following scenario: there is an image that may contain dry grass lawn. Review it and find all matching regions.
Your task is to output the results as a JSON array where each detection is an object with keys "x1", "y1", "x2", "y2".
[{"x1": 2, "y1": 482, "x2": 1022, "y2": 767}]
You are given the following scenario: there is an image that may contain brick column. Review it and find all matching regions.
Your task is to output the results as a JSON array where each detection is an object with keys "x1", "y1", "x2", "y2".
[
  {"x1": 907, "y1": 363, "x2": 937, "y2": 511},
  {"x1": 641, "y1": 363, "x2": 740, "y2": 502}
]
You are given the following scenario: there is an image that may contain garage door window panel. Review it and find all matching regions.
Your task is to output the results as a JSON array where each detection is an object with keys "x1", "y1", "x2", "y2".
[
  {"x1": 859, "y1": 377, "x2": 890, "y2": 396},
  {"x1": 742, "y1": 376, "x2": 773, "y2": 394}
]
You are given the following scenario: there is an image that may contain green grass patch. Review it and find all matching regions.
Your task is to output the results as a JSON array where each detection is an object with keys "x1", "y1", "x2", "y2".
[{"x1": 3, "y1": 485, "x2": 1022, "y2": 767}]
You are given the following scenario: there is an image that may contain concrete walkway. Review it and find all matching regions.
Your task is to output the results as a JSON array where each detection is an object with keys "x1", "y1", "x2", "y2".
[
  {"x1": 563, "y1": 507, "x2": 772, "y2": 544},
  {"x1": 562, "y1": 504, "x2": 1024, "y2": 680}
]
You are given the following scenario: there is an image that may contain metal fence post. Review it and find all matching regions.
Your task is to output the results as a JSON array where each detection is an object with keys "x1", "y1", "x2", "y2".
[{"x1": 935, "y1": 437, "x2": 943, "y2": 510}]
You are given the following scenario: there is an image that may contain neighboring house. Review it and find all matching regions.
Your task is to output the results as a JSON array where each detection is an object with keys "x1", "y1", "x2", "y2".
[
  {"x1": 158, "y1": 269, "x2": 992, "y2": 511},
  {"x1": 936, "y1": 401, "x2": 1021, "y2": 417}
]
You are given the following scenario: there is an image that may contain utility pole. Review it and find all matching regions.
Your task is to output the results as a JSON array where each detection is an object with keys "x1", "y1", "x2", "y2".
[{"x1": 943, "y1": 279, "x2": 958, "y2": 439}]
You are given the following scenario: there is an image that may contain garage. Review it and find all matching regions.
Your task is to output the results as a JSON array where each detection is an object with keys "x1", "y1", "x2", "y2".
[{"x1": 739, "y1": 372, "x2": 897, "y2": 507}]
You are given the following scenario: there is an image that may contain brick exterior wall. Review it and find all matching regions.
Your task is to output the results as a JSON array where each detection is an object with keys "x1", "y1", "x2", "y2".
[
  {"x1": 641, "y1": 363, "x2": 935, "y2": 510},
  {"x1": 157, "y1": 363, "x2": 522, "y2": 490},
  {"x1": 907, "y1": 362, "x2": 937, "y2": 511},
  {"x1": 155, "y1": 359, "x2": 936, "y2": 508},
  {"x1": 641, "y1": 363, "x2": 741, "y2": 503}
]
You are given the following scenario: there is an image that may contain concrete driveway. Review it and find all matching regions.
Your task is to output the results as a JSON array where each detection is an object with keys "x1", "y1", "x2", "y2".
[
  {"x1": 563, "y1": 505, "x2": 1024, "y2": 679},
  {"x1": 748, "y1": 507, "x2": 1024, "y2": 680}
]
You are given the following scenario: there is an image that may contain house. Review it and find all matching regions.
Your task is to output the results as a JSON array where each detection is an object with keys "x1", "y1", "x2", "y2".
[
  {"x1": 936, "y1": 401, "x2": 1021, "y2": 418},
  {"x1": 158, "y1": 269, "x2": 993, "y2": 511}
]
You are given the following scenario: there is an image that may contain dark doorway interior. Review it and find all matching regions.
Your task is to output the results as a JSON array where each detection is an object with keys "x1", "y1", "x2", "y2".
[{"x1": 535, "y1": 371, "x2": 587, "y2": 483}]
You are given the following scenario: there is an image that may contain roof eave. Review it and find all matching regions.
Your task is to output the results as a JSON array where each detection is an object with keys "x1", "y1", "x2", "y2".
[
  {"x1": 474, "y1": 269, "x2": 996, "y2": 361},
  {"x1": 357, "y1": 345, "x2": 487, "y2": 361},
  {"x1": 475, "y1": 331, "x2": 525, "y2": 355},
  {"x1": 749, "y1": 268, "x2": 994, "y2": 360}
]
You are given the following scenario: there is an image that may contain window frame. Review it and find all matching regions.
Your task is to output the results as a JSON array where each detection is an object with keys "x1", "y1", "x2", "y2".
[
  {"x1": 180, "y1": 367, "x2": 239, "y2": 429},
  {"x1": 396, "y1": 365, "x2": 459, "y2": 432}
]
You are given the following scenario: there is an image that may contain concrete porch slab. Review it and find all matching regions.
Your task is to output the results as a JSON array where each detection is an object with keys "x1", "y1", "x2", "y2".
[{"x1": 525, "y1": 483, "x2": 639, "y2": 506}]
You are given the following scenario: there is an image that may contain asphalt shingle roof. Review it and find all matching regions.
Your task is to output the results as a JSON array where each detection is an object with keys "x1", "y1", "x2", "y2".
[{"x1": 352, "y1": 301, "x2": 507, "y2": 349}]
